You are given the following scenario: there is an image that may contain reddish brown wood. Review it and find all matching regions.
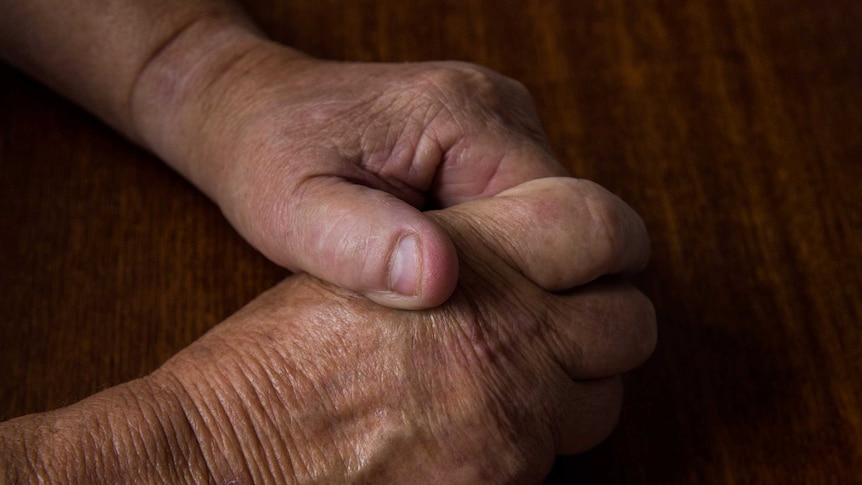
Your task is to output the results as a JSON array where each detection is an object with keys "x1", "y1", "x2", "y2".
[{"x1": 2, "y1": 0, "x2": 860, "y2": 482}]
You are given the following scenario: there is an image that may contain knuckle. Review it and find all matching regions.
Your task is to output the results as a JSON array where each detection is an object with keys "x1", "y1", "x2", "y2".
[
  {"x1": 405, "y1": 62, "x2": 530, "y2": 117},
  {"x1": 565, "y1": 178, "x2": 650, "y2": 275},
  {"x1": 577, "y1": 181, "x2": 627, "y2": 271},
  {"x1": 628, "y1": 288, "x2": 658, "y2": 365},
  {"x1": 415, "y1": 62, "x2": 498, "y2": 96},
  {"x1": 383, "y1": 62, "x2": 547, "y2": 149},
  {"x1": 582, "y1": 284, "x2": 658, "y2": 371}
]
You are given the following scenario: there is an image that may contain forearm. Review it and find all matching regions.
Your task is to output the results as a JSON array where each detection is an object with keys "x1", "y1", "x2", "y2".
[
  {"x1": 0, "y1": 306, "x2": 323, "y2": 484},
  {"x1": 0, "y1": 0, "x2": 280, "y2": 146},
  {"x1": 0, "y1": 377, "x2": 210, "y2": 483},
  {"x1": 0, "y1": 0, "x2": 315, "y2": 201}
]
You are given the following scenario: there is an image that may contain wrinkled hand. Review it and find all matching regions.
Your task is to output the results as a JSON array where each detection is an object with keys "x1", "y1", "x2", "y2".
[
  {"x1": 135, "y1": 31, "x2": 567, "y2": 309},
  {"x1": 150, "y1": 177, "x2": 654, "y2": 483}
]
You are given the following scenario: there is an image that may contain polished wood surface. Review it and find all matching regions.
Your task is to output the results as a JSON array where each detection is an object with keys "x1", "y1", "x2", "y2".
[{"x1": 2, "y1": 0, "x2": 860, "y2": 482}]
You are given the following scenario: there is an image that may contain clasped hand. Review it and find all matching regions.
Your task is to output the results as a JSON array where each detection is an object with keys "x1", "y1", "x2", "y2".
[
  {"x1": 144, "y1": 177, "x2": 655, "y2": 483},
  {"x1": 1, "y1": 17, "x2": 656, "y2": 482}
]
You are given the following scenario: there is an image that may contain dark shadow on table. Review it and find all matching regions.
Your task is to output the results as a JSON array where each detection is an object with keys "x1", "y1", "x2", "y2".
[{"x1": 546, "y1": 264, "x2": 804, "y2": 484}]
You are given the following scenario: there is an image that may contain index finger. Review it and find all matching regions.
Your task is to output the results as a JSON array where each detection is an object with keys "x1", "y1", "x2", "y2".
[{"x1": 444, "y1": 177, "x2": 650, "y2": 291}]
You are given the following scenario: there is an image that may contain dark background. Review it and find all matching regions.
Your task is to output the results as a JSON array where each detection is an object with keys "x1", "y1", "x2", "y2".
[{"x1": 2, "y1": 0, "x2": 860, "y2": 482}]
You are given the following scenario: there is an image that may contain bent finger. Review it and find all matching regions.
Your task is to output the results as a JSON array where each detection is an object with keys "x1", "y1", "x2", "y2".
[
  {"x1": 546, "y1": 280, "x2": 657, "y2": 379},
  {"x1": 432, "y1": 134, "x2": 568, "y2": 206},
  {"x1": 555, "y1": 376, "x2": 624, "y2": 455},
  {"x1": 445, "y1": 177, "x2": 650, "y2": 291}
]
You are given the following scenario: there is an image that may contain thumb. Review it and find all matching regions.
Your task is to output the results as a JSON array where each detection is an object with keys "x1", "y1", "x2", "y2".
[{"x1": 250, "y1": 177, "x2": 459, "y2": 310}]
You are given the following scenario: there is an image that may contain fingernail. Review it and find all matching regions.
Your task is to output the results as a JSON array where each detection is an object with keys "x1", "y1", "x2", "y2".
[{"x1": 390, "y1": 234, "x2": 420, "y2": 297}]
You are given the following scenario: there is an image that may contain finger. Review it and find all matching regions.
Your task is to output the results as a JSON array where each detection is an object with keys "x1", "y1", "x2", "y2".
[
  {"x1": 253, "y1": 176, "x2": 459, "y2": 310},
  {"x1": 546, "y1": 279, "x2": 657, "y2": 379},
  {"x1": 432, "y1": 134, "x2": 568, "y2": 206},
  {"x1": 444, "y1": 177, "x2": 651, "y2": 291},
  {"x1": 555, "y1": 376, "x2": 624, "y2": 455}
]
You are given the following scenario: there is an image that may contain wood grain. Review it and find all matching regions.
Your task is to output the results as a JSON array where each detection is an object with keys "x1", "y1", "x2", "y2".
[{"x1": 2, "y1": 0, "x2": 860, "y2": 482}]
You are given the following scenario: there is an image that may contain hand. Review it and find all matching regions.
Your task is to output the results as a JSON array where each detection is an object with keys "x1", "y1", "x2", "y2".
[
  {"x1": 163, "y1": 177, "x2": 655, "y2": 482},
  {"x1": 6, "y1": 177, "x2": 646, "y2": 484},
  {"x1": 3, "y1": 2, "x2": 567, "y2": 310},
  {"x1": 133, "y1": 28, "x2": 568, "y2": 309},
  {"x1": 1, "y1": 177, "x2": 652, "y2": 483}
]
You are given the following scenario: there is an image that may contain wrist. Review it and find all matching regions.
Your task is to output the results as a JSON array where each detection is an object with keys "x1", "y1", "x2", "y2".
[
  {"x1": 129, "y1": 14, "x2": 309, "y2": 200},
  {"x1": 0, "y1": 377, "x2": 210, "y2": 483},
  {"x1": 152, "y1": 331, "x2": 311, "y2": 483}
]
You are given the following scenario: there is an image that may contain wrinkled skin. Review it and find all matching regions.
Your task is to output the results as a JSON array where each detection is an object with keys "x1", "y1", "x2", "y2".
[
  {"x1": 150, "y1": 178, "x2": 655, "y2": 483},
  {"x1": 1, "y1": 178, "x2": 654, "y2": 483},
  {"x1": 4, "y1": 1, "x2": 572, "y2": 310},
  {"x1": 0, "y1": 6, "x2": 658, "y2": 483},
  {"x1": 134, "y1": 28, "x2": 569, "y2": 309}
]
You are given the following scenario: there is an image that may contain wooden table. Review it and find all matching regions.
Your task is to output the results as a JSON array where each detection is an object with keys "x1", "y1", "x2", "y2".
[{"x1": 2, "y1": 0, "x2": 860, "y2": 482}]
